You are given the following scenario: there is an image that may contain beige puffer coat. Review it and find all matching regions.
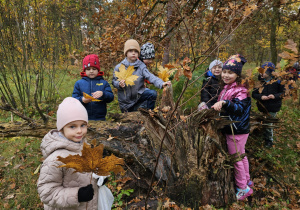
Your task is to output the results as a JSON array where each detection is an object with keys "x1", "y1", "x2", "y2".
[{"x1": 37, "y1": 130, "x2": 98, "y2": 210}]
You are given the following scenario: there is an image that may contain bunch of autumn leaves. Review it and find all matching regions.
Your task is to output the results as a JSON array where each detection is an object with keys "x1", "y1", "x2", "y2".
[
  {"x1": 57, "y1": 139, "x2": 125, "y2": 177},
  {"x1": 115, "y1": 63, "x2": 179, "y2": 85}
]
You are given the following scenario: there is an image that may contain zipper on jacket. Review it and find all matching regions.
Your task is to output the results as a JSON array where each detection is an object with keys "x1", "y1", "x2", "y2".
[
  {"x1": 90, "y1": 80, "x2": 93, "y2": 114},
  {"x1": 219, "y1": 87, "x2": 237, "y2": 130}
]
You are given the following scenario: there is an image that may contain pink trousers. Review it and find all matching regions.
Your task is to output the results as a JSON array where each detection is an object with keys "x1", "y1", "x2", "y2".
[{"x1": 226, "y1": 133, "x2": 250, "y2": 189}]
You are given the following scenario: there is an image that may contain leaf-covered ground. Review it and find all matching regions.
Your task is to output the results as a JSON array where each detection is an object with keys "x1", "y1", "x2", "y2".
[{"x1": 0, "y1": 100, "x2": 299, "y2": 209}]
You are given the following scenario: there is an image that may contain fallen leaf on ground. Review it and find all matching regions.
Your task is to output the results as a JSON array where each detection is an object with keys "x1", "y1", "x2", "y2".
[{"x1": 4, "y1": 194, "x2": 14, "y2": 200}]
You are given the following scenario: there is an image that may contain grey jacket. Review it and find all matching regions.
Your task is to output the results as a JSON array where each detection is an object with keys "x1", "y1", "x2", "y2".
[
  {"x1": 37, "y1": 130, "x2": 98, "y2": 210},
  {"x1": 112, "y1": 58, "x2": 164, "y2": 111}
]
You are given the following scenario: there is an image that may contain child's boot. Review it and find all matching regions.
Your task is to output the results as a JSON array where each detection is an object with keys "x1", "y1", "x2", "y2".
[
  {"x1": 236, "y1": 186, "x2": 253, "y2": 201},
  {"x1": 265, "y1": 140, "x2": 273, "y2": 148},
  {"x1": 247, "y1": 180, "x2": 254, "y2": 188}
]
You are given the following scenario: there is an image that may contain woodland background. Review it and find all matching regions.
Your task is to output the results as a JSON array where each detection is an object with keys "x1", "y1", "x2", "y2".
[{"x1": 0, "y1": 0, "x2": 300, "y2": 209}]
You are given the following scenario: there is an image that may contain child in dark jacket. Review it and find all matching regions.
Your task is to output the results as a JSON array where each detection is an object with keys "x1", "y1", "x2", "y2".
[
  {"x1": 199, "y1": 59, "x2": 223, "y2": 110},
  {"x1": 252, "y1": 62, "x2": 284, "y2": 148},
  {"x1": 72, "y1": 54, "x2": 114, "y2": 121},
  {"x1": 112, "y1": 39, "x2": 170, "y2": 112},
  {"x1": 212, "y1": 54, "x2": 253, "y2": 201}
]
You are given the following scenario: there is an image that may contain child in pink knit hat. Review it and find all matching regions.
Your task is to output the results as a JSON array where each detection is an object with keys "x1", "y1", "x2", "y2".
[
  {"x1": 72, "y1": 54, "x2": 114, "y2": 121},
  {"x1": 37, "y1": 97, "x2": 99, "y2": 209}
]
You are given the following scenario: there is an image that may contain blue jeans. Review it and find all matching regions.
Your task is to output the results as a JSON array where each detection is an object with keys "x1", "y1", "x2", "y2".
[{"x1": 124, "y1": 89, "x2": 157, "y2": 112}]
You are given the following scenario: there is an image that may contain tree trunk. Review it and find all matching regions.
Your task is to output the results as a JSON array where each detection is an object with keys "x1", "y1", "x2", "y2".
[
  {"x1": 162, "y1": 1, "x2": 173, "y2": 66},
  {"x1": 270, "y1": 0, "x2": 280, "y2": 64}
]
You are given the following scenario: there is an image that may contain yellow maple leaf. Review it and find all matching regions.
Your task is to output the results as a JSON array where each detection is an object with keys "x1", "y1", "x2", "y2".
[
  {"x1": 157, "y1": 65, "x2": 175, "y2": 82},
  {"x1": 57, "y1": 142, "x2": 125, "y2": 176},
  {"x1": 115, "y1": 64, "x2": 139, "y2": 86},
  {"x1": 83, "y1": 92, "x2": 101, "y2": 102}
]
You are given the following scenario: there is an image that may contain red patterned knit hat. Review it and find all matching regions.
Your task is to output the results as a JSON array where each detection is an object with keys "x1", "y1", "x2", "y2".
[
  {"x1": 81, "y1": 54, "x2": 104, "y2": 78},
  {"x1": 82, "y1": 54, "x2": 100, "y2": 71}
]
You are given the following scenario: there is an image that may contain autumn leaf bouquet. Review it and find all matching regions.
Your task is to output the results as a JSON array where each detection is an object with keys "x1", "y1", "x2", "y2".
[{"x1": 57, "y1": 140, "x2": 125, "y2": 178}]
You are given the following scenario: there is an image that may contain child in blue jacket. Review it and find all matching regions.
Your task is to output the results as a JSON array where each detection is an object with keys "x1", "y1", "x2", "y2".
[{"x1": 72, "y1": 54, "x2": 114, "y2": 120}]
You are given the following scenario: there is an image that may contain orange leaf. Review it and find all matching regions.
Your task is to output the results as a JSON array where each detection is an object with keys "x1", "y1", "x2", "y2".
[
  {"x1": 183, "y1": 57, "x2": 191, "y2": 65},
  {"x1": 83, "y1": 92, "x2": 101, "y2": 102},
  {"x1": 57, "y1": 143, "x2": 125, "y2": 176},
  {"x1": 164, "y1": 64, "x2": 175, "y2": 69},
  {"x1": 258, "y1": 67, "x2": 266, "y2": 74},
  {"x1": 174, "y1": 68, "x2": 183, "y2": 81},
  {"x1": 183, "y1": 69, "x2": 192, "y2": 80}
]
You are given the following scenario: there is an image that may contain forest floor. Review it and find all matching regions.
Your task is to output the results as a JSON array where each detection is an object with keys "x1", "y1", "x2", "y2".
[{"x1": 0, "y1": 99, "x2": 299, "y2": 209}]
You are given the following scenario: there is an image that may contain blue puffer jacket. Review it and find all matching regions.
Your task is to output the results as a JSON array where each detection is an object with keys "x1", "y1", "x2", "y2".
[
  {"x1": 72, "y1": 76, "x2": 114, "y2": 120},
  {"x1": 218, "y1": 82, "x2": 251, "y2": 134}
]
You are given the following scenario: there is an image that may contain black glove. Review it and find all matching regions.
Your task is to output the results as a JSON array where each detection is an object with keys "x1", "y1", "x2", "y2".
[
  {"x1": 78, "y1": 184, "x2": 94, "y2": 202},
  {"x1": 102, "y1": 177, "x2": 108, "y2": 185}
]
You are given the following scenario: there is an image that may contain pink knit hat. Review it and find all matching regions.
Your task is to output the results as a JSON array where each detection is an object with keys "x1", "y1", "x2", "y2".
[{"x1": 56, "y1": 97, "x2": 88, "y2": 131}]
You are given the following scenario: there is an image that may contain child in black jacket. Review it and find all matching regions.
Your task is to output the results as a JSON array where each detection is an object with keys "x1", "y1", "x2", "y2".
[
  {"x1": 198, "y1": 59, "x2": 223, "y2": 110},
  {"x1": 252, "y1": 62, "x2": 284, "y2": 148}
]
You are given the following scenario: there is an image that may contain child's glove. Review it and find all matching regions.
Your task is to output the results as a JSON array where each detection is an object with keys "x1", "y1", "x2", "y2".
[
  {"x1": 78, "y1": 184, "x2": 94, "y2": 202},
  {"x1": 102, "y1": 177, "x2": 109, "y2": 185}
]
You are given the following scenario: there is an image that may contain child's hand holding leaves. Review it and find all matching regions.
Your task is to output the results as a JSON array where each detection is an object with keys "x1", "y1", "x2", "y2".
[
  {"x1": 119, "y1": 80, "x2": 125, "y2": 88},
  {"x1": 92, "y1": 91, "x2": 103, "y2": 99},
  {"x1": 163, "y1": 81, "x2": 171, "y2": 87},
  {"x1": 82, "y1": 97, "x2": 92, "y2": 103},
  {"x1": 212, "y1": 101, "x2": 226, "y2": 111}
]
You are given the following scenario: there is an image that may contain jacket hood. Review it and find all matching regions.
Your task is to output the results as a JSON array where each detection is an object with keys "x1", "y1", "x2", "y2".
[
  {"x1": 40, "y1": 130, "x2": 84, "y2": 159},
  {"x1": 205, "y1": 70, "x2": 214, "y2": 78},
  {"x1": 80, "y1": 70, "x2": 104, "y2": 78},
  {"x1": 121, "y1": 58, "x2": 146, "y2": 68}
]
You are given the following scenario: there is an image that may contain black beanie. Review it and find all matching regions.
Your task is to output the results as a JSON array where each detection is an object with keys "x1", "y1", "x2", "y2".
[
  {"x1": 140, "y1": 43, "x2": 155, "y2": 60},
  {"x1": 223, "y1": 54, "x2": 247, "y2": 75}
]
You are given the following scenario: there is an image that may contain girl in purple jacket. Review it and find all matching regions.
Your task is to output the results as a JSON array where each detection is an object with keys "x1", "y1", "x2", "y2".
[{"x1": 212, "y1": 54, "x2": 253, "y2": 201}]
